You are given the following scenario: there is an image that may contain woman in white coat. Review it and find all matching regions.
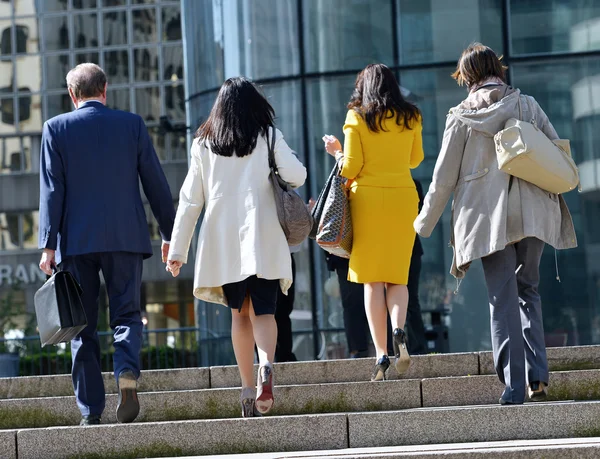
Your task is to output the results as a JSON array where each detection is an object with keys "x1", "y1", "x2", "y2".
[{"x1": 166, "y1": 77, "x2": 307, "y2": 417}]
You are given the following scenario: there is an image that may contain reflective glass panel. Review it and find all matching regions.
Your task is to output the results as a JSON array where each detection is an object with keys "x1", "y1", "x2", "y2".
[
  {"x1": 0, "y1": 21, "x2": 13, "y2": 55},
  {"x1": 132, "y1": 8, "x2": 157, "y2": 44},
  {"x1": 103, "y1": 0, "x2": 127, "y2": 6},
  {"x1": 103, "y1": 11, "x2": 128, "y2": 46},
  {"x1": 19, "y1": 93, "x2": 42, "y2": 132},
  {"x1": 169, "y1": 132, "x2": 187, "y2": 161},
  {"x1": 218, "y1": 0, "x2": 299, "y2": 80},
  {"x1": 133, "y1": 0, "x2": 155, "y2": 3},
  {"x1": 34, "y1": 0, "x2": 68, "y2": 13},
  {"x1": 0, "y1": 138, "x2": 21, "y2": 174},
  {"x1": 73, "y1": 13, "x2": 99, "y2": 49},
  {"x1": 162, "y1": 6, "x2": 181, "y2": 41},
  {"x1": 133, "y1": 47, "x2": 159, "y2": 82},
  {"x1": 135, "y1": 86, "x2": 160, "y2": 122},
  {"x1": 15, "y1": 56, "x2": 42, "y2": 92},
  {"x1": 21, "y1": 134, "x2": 40, "y2": 173},
  {"x1": 165, "y1": 84, "x2": 184, "y2": 122},
  {"x1": 104, "y1": 50, "x2": 129, "y2": 84},
  {"x1": 0, "y1": 213, "x2": 20, "y2": 250},
  {"x1": 397, "y1": 0, "x2": 503, "y2": 64},
  {"x1": 0, "y1": 3, "x2": 9, "y2": 18},
  {"x1": 107, "y1": 88, "x2": 130, "y2": 112},
  {"x1": 22, "y1": 211, "x2": 39, "y2": 249},
  {"x1": 46, "y1": 93, "x2": 72, "y2": 119},
  {"x1": 43, "y1": 16, "x2": 70, "y2": 51},
  {"x1": 510, "y1": 0, "x2": 600, "y2": 55},
  {"x1": 0, "y1": 61, "x2": 13, "y2": 93},
  {"x1": 75, "y1": 51, "x2": 99, "y2": 66},
  {"x1": 163, "y1": 45, "x2": 183, "y2": 81},
  {"x1": 0, "y1": 96, "x2": 16, "y2": 131},
  {"x1": 72, "y1": 0, "x2": 98, "y2": 8},
  {"x1": 44, "y1": 54, "x2": 70, "y2": 90},
  {"x1": 14, "y1": 17, "x2": 40, "y2": 54},
  {"x1": 303, "y1": 0, "x2": 393, "y2": 72},
  {"x1": 147, "y1": 125, "x2": 166, "y2": 161}
]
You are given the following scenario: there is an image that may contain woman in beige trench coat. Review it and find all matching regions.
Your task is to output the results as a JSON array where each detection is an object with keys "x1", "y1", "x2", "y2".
[{"x1": 415, "y1": 43, "x2": 577, "y2": 405}]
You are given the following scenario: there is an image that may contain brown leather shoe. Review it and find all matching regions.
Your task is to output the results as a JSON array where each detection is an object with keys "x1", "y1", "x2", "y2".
[
  {"x1": 116, "y1": 370, "x2": 140, "y2": 423},
  {"x1": 528, "y1": 381, "x2": 548, "y2": 402}
]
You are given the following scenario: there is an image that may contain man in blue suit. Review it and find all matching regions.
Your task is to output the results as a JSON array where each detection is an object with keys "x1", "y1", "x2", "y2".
[{"x1": 38, "y1": 63, "x2": 175, "y2": 426}]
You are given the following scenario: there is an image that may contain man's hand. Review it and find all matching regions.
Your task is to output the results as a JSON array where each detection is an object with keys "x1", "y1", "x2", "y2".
[
  {"x1": 166, "y1": 260, "x2": 183, "y2": 278},
  {"x1": 161, "y1": 241, "x2": 170, "y2": 263},
  {"x1": 39, "y1": 249, "x2": 56, "y2": 276}
]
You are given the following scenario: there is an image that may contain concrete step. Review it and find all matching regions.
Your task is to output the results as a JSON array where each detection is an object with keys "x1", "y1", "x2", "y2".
[
  {"x1": 423, "y1": 369, "x2": 600, "y2": 407},
  {"x1": 2, "y1": 368, "x2": 599, "y2": 430},
  {"x1": 166, "y1": 438, "x2": 600, "y2": 459},
  {"x1": 0, "y1": 379, "x2": 421, "y2": 429},
  {"x1": 3, "y1": 344, "x2": 599, "y2": 400},
  {"x1": 9, "y1": 401, "x2": 600, "y2": 459}
]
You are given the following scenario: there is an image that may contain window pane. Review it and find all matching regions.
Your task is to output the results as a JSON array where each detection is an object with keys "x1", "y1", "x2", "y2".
[
  {"x1": 47, "y1": 93, "x2": 72, "y2": 119},
  {"x1": 132, "y1": 8, "x2": 157, "y2": 44},
  {"x1": 73, "y1": 13, "x2": 99, "y2": 49},
  {"x1": 22, "y1": 211, "x2": 39, "y2": 249},
  {"x1": 104, "y1": 50, "x2": 129, "y2": 84},
  {"x1": 72, "y1": 0, "x2": 97, "y2": 9},
  {"x1": 148, "y1": 125, "x2": 166, "y2": 161},
  {"x1": 163, "y1": 45, "x2": 183, "y2": 81},
  {"x1": 0, "y1": 213, "x2": 20, "y2": 250},
  {"x1": 103, "y1": 11, "x2": 128, "y2": 46},
  {"x1": 16, "y1": 56, "x2": 42, "y2": 92},
  {"x1": 0, "y1": 138, "x2": 23, "y2": 174},
  {"x1": 135, "y1": 86, "x2": 160, "y2": 122},
  {"x1": 14, "y1": 0, "x2": 38, "y2": 16},
  {"x1": 303, "y1": 0, "x2": 393, "y2": 73},
  {"x1": 103, "y1": 0, "x2": 127, "y2": 6},
  {"x1": 75, "y1": 51, "x2": 99, "y2": 66},
  {"x1": 45, "y1": 54, "x2": 70, "y2": 90},
  {"x1": 510, "y1": 0, "x2": 600, "y2": 55},
  {"x1": 43, "y1": 16, "x2": 70, "y2": 51},
  {"x1": 35, "y1": 0, "x2": 68, "y2": 13},
  {"x1": 187, "y1": 90, "x2": 217, "y2": 133},
  {"x1": 0, "y1": 95, "x2": 16, "y2": 130},
  {"x1": 165, "y1": 84, "x2": 184, "y2": 121},
  {"x1": 0, "y1": 22, "x2": 13, "y2": 55},
  {"x1": 169, "y1": 132, "x2": 186, "y2": 161},
  {"x1": 19, "y1": 93, "x2": 42, "y2": 131},
  {"x1": 162, "y1": 6, "x2": 181, "y2": 41},
  {"x1": 15, "y1": 17, "x2": 40, "y2": 54},
  {"x1": 133, "y1": 47, "x2": 158, "y2": 82},
  {"x1": 133, "y1": 0, "x2": 155, "y2": 3},
  {"x1": 107, "y1": 88, "x2": 130, "y2": 112},
  {"x1": 397, "y1": 0, "x2": 503, "y2": 65},
  {"x1": 21, "y1": 134, "x2": 40, "y2": 173}
]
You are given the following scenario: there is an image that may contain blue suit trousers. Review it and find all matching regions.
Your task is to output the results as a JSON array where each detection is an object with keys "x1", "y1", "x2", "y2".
[{"x1": 61, "y1": 252, "x2": 144, "y2": 416}]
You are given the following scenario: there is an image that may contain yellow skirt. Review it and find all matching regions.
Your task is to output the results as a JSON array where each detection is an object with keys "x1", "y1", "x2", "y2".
[{"x1": 348, "y1": 185, "x2": 418, "y2": 285}]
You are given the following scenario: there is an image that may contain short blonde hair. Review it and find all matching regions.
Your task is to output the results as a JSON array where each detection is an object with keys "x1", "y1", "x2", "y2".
[
  {"x1": 66, "y1": 63, "x2": 107, "y2": 99},
  {"x1": 451, "y1": 43, "x2": 508, "y2": 88}
]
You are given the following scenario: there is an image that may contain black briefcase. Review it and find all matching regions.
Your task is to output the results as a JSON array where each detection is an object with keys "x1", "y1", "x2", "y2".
[{"x1": 34, "y1": 270, "x2": 88, "y2": 347}]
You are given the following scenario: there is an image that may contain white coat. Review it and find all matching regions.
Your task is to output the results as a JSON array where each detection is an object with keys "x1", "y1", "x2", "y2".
[{"x1": 168, "y1": 128, "x2": 307, "y2": 306}]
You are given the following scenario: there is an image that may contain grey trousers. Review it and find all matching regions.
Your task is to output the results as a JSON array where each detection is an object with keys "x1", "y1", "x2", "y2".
[{"x1": 481, "y1": 237, "x2": 549, "y2": 404}]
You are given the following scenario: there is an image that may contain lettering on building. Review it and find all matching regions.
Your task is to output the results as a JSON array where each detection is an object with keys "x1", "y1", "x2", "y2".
[{"x1": 0, "y1": 264, "x2": 46, "y2": 286}]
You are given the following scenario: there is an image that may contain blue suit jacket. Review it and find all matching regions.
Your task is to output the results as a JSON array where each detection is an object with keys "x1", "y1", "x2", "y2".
[{"x1": 39, "y1": 101, "x2": 175, "y2": 263}]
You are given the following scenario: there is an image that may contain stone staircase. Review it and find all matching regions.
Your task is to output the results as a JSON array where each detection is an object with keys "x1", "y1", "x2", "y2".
[{"x1": 1, "y1": 345, "x2": 600, "y2": 458}]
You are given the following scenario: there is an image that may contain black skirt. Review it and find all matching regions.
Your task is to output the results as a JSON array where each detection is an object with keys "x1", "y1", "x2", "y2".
[{"x1": 222, "y1": 276, "x2": 279, "y2": 316}]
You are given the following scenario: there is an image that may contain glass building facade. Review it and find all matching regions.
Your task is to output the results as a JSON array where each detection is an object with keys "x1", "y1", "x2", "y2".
[{"x1": 183, "y1": 0, "x2": 600, "y2": 359}]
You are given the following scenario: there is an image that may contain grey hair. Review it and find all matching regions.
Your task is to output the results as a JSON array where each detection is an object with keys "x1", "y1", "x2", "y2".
[{"x1": 66, "y1": 63, "x2": 107, "y2": 100}]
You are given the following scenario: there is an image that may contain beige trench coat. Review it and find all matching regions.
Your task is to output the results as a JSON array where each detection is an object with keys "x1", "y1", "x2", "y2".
[{"x1": 415, "y1": 85, "x2": 577, "y2": 279}]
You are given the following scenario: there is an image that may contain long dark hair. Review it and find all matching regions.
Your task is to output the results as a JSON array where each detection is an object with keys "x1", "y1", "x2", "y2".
[
  {"x1": 347, "y1": 64, "x2": 420, "y2": 133},
  {"x1": 196, "y1": 77, "x2": 274, "y2": 157}
]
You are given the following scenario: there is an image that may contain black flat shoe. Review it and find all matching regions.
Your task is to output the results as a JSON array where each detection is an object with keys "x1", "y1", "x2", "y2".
[
  {"x1": 80, "y1": 415, "x2": 101, "y2": 426},
  {"x1": 116, "y1": 370, "x2": 140, "y2": 423},
  {"x1": 371, "y1": 355, "x2": 390, "y2": 381},
  {"x1": 392, "y1": 328, "x2": 411, "y2": 375},
  {"x1": 499, "y1": 398, "x2": 523, "y2": 406}
]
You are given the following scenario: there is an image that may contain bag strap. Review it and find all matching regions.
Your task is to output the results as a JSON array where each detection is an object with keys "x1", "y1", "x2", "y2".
[{"x1": 267, "y1": 127, "x2": 278, "y2": 173}]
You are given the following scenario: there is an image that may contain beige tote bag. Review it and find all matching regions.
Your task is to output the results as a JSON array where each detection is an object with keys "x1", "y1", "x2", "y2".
[{"x1": 494, "y1": 96, "x2": 580, "y2": 194}]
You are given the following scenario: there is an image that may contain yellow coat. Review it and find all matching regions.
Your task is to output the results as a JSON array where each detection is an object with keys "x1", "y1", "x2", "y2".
[{"x1": 340, "y1": 109, "x2": 424, "y2": 284}]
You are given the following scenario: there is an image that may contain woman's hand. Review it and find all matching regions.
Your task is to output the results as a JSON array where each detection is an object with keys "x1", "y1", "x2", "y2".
[
  {"x1": 166, "y1": 260, "x2": 183, "y2": 277},
  {"x1": 323, "y1": 135, "x2": 342, "y2": 156}
]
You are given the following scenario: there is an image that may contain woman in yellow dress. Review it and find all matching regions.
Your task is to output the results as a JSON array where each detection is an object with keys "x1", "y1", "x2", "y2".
[{"x1": 323, "y1": 64, "x2": 424, "y2": 381}]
